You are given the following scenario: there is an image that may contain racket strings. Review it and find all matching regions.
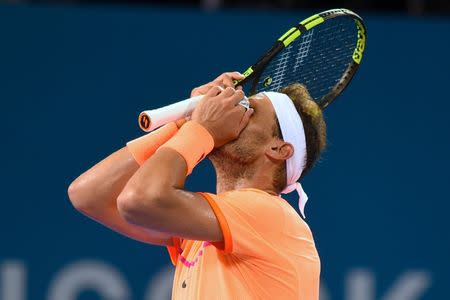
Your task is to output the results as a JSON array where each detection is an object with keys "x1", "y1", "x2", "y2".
[
  {"x1": 271, "y1": 44, "x2": 294, "y2": 90},
  {"x1": 243, "y1": 17, "x2": 358, "y2": 103},
  {"x1": 307, "y1": 19, "x2": 356, "y2": 99},
  {"x1": 292, "y1": 30, "x2": 314, "y2": 74},
  {"x1": 268, "y1": 30, "x2": 314, "y2": 92}
]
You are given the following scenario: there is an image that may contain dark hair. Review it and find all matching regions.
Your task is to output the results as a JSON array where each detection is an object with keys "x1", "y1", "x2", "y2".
[{"x1": 272, "y1": 83, "x2": 327, "y2": 193}]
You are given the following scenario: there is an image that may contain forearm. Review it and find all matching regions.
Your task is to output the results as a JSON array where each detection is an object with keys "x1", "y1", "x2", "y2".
[
  {"x1": 117, "y1": 120, "x2": 212, "y2": 225},
  {"x1": 68, "y1": 146, "x2": 173, "y2": 245},
  {"x1": 68, "y1": 121, "x2": 181, "y2": 213},
  {"x1": 117, "y1": 147, "x2": 188, "y2": 226},
  {"x1": 118, "y1": 120, "x2": 214, "y2": 209},
  {"x1": 117, "y1": 147, "x2": 222, "y2": 241}
]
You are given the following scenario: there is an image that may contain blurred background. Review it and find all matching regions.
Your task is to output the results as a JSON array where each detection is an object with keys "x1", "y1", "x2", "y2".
[
  {"x1": 1, "y1": 0, "x2": 450, "y2": 15},
  {"x1": 1, "y1": 1, "x2": 449, "y2": 300}
]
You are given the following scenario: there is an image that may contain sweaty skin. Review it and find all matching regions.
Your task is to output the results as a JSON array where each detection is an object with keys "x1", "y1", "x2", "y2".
[
  {"x1": 68, "y1": 71, "x2": 294, "y2": 245},
  {"x1": 209, "y1": 93, "x2": 294, "y2": 195}
]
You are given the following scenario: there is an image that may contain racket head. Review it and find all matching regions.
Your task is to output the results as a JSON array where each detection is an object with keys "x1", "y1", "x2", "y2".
[{"x1": 235, "y1": 8, "x2": 367, "y2": 110}]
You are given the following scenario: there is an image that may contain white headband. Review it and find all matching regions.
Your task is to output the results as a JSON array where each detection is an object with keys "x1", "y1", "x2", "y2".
[{"x1": 262, "y1": 91, "x2": 309, "y2": 218}]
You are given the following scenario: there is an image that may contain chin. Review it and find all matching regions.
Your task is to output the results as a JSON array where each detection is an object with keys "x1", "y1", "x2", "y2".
[
  {"x1": 209, "y1": 137, "x2": 258, "y2": 166},
  {"x1": 208, "y1": 143, "x2": 235, "y2": 164}
]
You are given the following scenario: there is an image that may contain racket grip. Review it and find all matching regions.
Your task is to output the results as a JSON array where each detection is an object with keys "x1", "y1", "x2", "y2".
[
  {"x1": 138, "y1": 95, "x2": 250, "y2": 132},
  {"x1": 138, "y1": 95, "x2": 203, "y2": 132}
]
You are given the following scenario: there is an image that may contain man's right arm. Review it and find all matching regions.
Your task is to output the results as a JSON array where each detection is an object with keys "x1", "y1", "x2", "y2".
[
  {"x1": 68, "y1": 147, "x2": 173, "y2": 246},
  {"x1": 68, "y1": 71, "x2": 245, "y2": 246}
]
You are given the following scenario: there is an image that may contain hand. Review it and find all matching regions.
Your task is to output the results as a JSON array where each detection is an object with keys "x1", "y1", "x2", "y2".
[
  {"x1": 191, "y1": 86, "x2": 254, "y2": 148},
  {"x1": 191, "y1": 72, "x2": 245, "y2": 97},
  {"x1": 175, "y1": 117, "x2": 190, "y2": 128}
]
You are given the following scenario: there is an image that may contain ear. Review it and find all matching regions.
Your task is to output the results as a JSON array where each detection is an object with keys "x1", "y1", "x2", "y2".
[{"x1": 265, "y1": 139, "x2": 294, "y2": 162}]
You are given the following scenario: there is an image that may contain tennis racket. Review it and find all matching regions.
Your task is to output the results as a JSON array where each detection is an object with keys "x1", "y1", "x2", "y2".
[
  {"x1": 138, "y1": 8, "x2": 366, "y2": 132},
  {"x1": 235, "y1": 8, "x2": 366, "y2": 109}
]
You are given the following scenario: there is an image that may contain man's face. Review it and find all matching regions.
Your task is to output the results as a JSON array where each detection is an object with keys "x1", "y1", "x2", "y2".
[{"x1": 209, "y1": 93, "x2": 278, "y2": 165}]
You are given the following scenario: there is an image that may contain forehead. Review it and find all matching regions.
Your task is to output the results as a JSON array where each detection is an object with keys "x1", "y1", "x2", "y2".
[
  {"x1": 249, "y1": 93, "x2": 276, "y2": 116},
  {"x1": 248, "y1": 93, "x2": 278, "y2": 126}
]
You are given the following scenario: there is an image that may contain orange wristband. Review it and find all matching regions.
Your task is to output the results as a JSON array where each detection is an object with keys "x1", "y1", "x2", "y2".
[
  {"x1": 127, "y1": 119, "x2": 186, "y2": 165},
  {"x1": 159, "y1": 121, "x2": 214, "y2": 175}
]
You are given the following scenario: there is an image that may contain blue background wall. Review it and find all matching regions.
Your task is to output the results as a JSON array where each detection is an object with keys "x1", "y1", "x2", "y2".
[{"x1": 0, "y1": 5, "x2": 449, "y2": 300}]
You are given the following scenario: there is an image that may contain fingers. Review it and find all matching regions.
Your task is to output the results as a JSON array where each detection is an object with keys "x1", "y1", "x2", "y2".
[
  {"x1": 225, "y1": 88, "x2": 245, "y2": 106},
  {"x1": 218, "y1": 74, "x2": 237, "y2": 88},
  {"x1": 237, "y1": 107, "x2": 254, "y2": 134},
  {"x1": 190, "y1": 85, "x2": 207, "y2": 97},
  {"x1": 202, "y1": 84, "x2": 246, "y2": 119},
  {"x1": 175, "y1": 118, "x2": 188, "y2": 128},
  {"x1": 203, "y1": 86, "x2": 237, "y2": 103},
  {"x1": 215, "y1": 71, "x2": 245, "y2": 83},
  {"x1": 206, "y1": 85, "x2": 224, "y2": 96},
  {"x1": 220, "y1": 86, "x2": 237, "y2": 98},
  {"x1": 214, "y1": 71, "x2": 245, "y2": 88},
  {"x1": 191, "y1": 72, "x2": 245, "y2": 97},
  {"x1": 223, "y1": 76, "x2": 234, "y2": 89},
  {"x1": 213, "y1": 87, "x2": 246, "y2": 108}
]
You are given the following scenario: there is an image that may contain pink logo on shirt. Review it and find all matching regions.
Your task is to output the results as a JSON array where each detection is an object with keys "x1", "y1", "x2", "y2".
[{"x1": 179, "y1": 241, "x2": 211, "y2": 268}]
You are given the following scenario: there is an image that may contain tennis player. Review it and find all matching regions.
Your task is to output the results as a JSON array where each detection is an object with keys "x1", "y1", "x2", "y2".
[{"x1": 68, "y1": 71, "x2": 326, "y2": 299}]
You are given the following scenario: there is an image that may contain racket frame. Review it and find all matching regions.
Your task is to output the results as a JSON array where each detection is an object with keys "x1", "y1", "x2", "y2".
[{"x1": 235, "y1": 8, "x2": 367, "y2": 109}]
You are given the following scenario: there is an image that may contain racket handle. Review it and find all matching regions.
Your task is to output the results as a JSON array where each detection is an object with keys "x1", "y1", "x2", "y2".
[
  {"x1": 138, "y1": 95, "x2": 203, "y2": 132},
  {"x1": 138, "y1": 95, "x2": 250, "y2": 132}
]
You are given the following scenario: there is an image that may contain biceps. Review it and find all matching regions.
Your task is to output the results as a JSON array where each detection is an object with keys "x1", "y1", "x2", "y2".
[{"x1": 154, "y1": 190, "x2": 224, "y2": 243}]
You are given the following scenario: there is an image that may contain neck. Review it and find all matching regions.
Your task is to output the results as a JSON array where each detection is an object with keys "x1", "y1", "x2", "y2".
[{"x1": 210, "y1": 157, "x2": 278, "y2": 196}]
